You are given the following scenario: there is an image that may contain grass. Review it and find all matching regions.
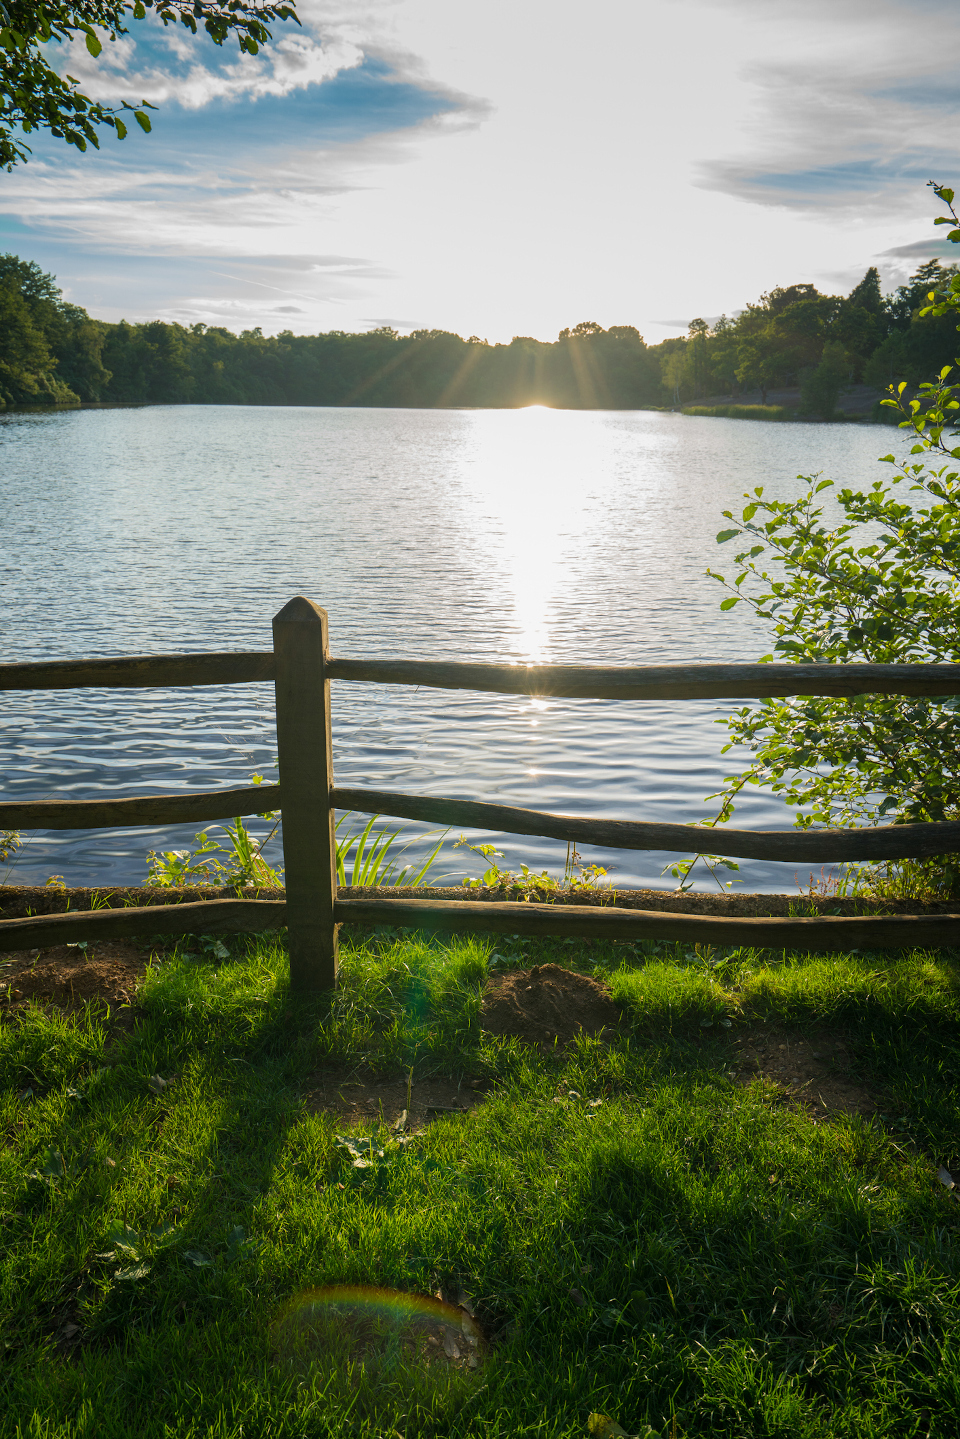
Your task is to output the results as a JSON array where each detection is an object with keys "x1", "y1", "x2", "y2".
[
  {"x1": 1, "y1": 926, "x2": 959, "y2": 1437},
  {"x1": 681, "y1": 404, "x2": 798, "y2": 422}
]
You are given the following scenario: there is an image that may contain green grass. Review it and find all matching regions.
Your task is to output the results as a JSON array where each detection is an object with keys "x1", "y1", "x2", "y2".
[
  {"x1": 681, "y1": 404, "x2": 796, "y2": 421},
  {"x1": 1, "y1": 927, "x2": 959, "y2": 1438}
]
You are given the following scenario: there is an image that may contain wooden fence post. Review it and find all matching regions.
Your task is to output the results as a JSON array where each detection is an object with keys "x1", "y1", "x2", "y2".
[{"x1": 273, "y1": 596, "x2": 338, "y2": 992}]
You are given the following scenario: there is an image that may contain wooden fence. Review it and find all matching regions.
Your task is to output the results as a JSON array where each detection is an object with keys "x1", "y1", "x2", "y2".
[{"x1": 3, "y1": 594, "x2": 960, "y2": 991}]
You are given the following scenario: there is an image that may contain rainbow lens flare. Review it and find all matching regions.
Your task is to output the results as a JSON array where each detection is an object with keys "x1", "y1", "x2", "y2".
[{"x1": 271, "y1": 1285, "x2": 485, "y2": 1384}]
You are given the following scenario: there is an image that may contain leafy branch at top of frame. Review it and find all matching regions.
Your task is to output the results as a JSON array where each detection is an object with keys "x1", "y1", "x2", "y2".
[{"x1": 0, "y1": 0, "x2": 299, "y2": 168}]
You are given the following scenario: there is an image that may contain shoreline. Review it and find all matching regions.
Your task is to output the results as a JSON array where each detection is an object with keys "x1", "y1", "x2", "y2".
[{"x1": 1, "y1": 883, "x2": 956, "y2": 921}]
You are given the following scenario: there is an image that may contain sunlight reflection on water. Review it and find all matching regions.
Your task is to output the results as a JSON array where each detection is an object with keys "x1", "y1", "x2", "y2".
[{"x1": 0, "y1": 405, "x2": 907, "y2": 889}]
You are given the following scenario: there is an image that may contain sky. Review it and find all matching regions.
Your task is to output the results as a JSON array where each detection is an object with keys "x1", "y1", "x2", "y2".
[{"x1": 3, "y1": 0, "x2": 960, "y2": 342}]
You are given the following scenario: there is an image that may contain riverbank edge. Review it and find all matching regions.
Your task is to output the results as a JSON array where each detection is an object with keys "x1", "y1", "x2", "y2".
[
  {"x1": 2, "y1": 399, "x2": 890, "y2": 421},
  {"x1": 1, "y1": 884, "x2": 956, "y2": 921}
]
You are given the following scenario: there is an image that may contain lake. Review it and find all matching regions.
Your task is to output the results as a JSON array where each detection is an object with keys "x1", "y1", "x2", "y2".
[{"x1": 0, "y1": 404, "x2": 904, "y2": 891}]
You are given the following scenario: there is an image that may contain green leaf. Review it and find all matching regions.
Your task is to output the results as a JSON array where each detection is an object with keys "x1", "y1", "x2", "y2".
[
  {"x1": 39, "y1": 1148, "x2": 65, "y2": 1179},
  {"x1": 741, "y1": 503, "x2": 758, "y2": 521},
  {"x1": 134, "y1": 110, "x2": 152, "y2": 133},
  {"x1": 84, "y1": 29, "x2": 101, "y2": 56},
  {"x1": 117, "y1": 1262, "x2": 150, "y2": 1281},
  {"x1": 720, "y1": 597, "x2": 740, "y2": 611},
  {"x1": 716, "y1": 529, "x2": 740, "y2": 543}
]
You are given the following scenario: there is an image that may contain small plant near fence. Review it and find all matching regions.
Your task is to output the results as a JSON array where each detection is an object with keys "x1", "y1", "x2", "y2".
[
  {"x1": 0, "y1": 828, "x2": 22, "y2": 888},
  {"x1": 661, "y1": 850, "x2": 741, "y2": 892},
  {"x1": 335, "y1": 814, "x2": 446, "y2": 888},
  {"x1": 147, "y1": 774, "x2": 284, "y2": 890},
  {"x1": 147, "y1": 798, "x2": 448, "y2": 893},
  {"x1": 454, "y1": 836, "x2": 612, "y2": 900}
]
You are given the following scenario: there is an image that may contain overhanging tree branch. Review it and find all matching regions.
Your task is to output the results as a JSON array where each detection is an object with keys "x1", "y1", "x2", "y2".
[{"x1": 0, "y1": 0, "x2": 299, "y2": 167}]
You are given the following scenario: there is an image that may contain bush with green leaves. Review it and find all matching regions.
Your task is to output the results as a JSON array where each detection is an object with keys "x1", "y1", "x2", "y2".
[{"x1": 706, "y1": 182, "x2": 960, "y2": 896}]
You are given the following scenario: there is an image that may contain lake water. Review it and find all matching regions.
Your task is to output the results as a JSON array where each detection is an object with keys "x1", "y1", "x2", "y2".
[{"x1": 0, "y1": 405, "x2": 904, "y2": 891}]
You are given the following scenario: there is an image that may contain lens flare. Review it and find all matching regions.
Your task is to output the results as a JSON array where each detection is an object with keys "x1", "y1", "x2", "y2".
[{"x1": 272, "y1": 1284, "x2": 485, "y2": 1384}]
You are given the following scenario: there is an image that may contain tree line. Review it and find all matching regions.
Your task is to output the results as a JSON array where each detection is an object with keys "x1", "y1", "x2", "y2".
[{"x1": 2, "y1": 251, "x2": 957, "y2": 413}]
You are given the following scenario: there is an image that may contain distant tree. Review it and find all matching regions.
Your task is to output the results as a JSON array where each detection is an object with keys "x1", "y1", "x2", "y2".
[
  {"x1": 799, "y1": 338, "x2": 849, "y2": 419},
  {"x1": 846, "y1": 266, "x2": 884, "y2": 315},
  {"x1": 885, "y1": 259, "x2": 956, "y2": 330},
  {"x1": 0, "y1": 276, "x2": 59, "y2": 405},
  {"x1": 1, "y1": 0, "x2": 299, "y2": 168},
  {"x1": 0, "y1": 252, "x2": 115, "y2": 402},
  {"x1": 687, "y1": 317, "x2": 709, "y2": 399},
  {"x1": 558, "y1": 320, "x2": 604, "y2": 341},
  {"x1": 704, "y1": 315, "x2": 739, "y2": 396}
]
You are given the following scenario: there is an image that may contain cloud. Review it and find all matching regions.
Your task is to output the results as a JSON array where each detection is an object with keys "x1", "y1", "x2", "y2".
[
  {"x1": 0, "y1": 52, "x2": 483, "y2": 271},
  {"x1": 53, "y1": 15, "x2": 363, "y2": 109},
  {"x1": 877, "y1": 238, "x2": 959, "y2": 260},
  {"x1": 695, "y1": 0, "x2": 960, "y2": 217},
  {"x1": 361, "y1": 316, "x2": 423, "y2": 330}
]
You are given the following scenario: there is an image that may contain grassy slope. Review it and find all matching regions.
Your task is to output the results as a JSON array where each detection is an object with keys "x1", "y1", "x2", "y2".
[{"x1": 0, "y1": 928, "x2": 958, "y2": 1439}]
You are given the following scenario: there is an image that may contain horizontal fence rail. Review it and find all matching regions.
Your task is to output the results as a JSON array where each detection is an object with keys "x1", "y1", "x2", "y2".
[
  {"x1": 0, "y1": 652, "x2": 275, "y2": 691},
  {"x1": 4, "y1": 596, "x2": 960, "y2": 990},
  {"x1": 327, "y1": 658, "x2": 960, "y2": 700},
  {"x1": 333, "y1": 897, "x2": 960, "y2": 953},
  {"x1": 332, "y1": 786, "x2": 960, "y2": 863},
  {"x1": 2, "y1": 894, "x2": 959, "y2": 955},
  {"x1": 0, "y1": 785, "x2": 282, "y2": 831},
  {"x1": 6, "y1": 653, "x2": 960, "y2": 701},
  {"x1": 0, "y1": 899, "x2": 286, "y2": 953}
]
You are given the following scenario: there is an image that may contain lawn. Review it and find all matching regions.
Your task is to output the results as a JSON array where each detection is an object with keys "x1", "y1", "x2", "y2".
[{"x1": 1, "y1": 925, "x2": 958, "y2": 1438}]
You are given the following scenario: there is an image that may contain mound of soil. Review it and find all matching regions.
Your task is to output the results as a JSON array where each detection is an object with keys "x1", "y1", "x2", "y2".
[
  {"x1": 0, "y1": 942, "x2": 149, "y2": 1013},
  {"x1": 481, "y1": 964, "x2": 622, "y2": 1046},
  {"x1": 731, "y1": 1026, "x2": 877, "y2": 1117}
]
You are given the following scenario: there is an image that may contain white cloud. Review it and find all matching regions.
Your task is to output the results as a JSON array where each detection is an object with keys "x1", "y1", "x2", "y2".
[
  {"x1": 694, "y1": 0, "x2": 960, "y2": 217},
  {"x1": 11, "y1": 0, "x2": 960, "y2": 343},
  {"x1": 52, "y1": 22, "x2": 362, "y2": 108}
]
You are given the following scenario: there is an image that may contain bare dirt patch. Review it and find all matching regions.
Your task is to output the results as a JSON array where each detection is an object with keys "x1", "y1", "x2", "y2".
[
  {"x1": 0, "y1": 941, "x2": 150, "y2": 1014},
  {"x1": 481, "y1": 963, "x2": 622, "y2": 1047},
  {"x1": 730, "y1": 1026, "x2": 877, "y2": 1117},
  {"x1": 304, "y1": 1071, "x2": 486, "y2": 1131}
]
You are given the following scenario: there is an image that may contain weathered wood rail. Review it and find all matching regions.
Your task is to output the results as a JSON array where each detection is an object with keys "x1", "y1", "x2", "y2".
[{"x1": 3, "y1": 596, "x2": 960, "y2": 989}]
